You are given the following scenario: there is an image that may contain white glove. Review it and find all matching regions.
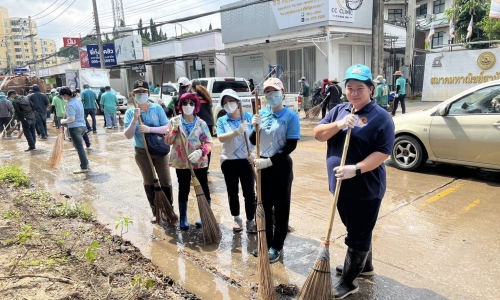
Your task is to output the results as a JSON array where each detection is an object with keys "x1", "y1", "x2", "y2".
[
  {"x1": 337, "y1": 114, "x2": 356, "y2": 130},
  {"x1": 254, "y1": 158, "x2": 273, "y2": 170},
  {"x1": 247, "y1": 152, "x2": 256, "y2": 164},
  {"x1": 133, "y1": 108, "x2": 141, "y2": 121},
  {"x1": 333, "y1": 165, "x2": 357, "y2": 180},
  {"x1": 117, "y1": 111, "x2": 121, "y2": 115},
  {"x1": 252, "y1": 115, "x2": 261, "y2": 127},
  {"x1": 395, "y1": 94, "x2": 399, "y2": 98},
  {"x1": 139, "y1": 124, "x2": 151, "y2": 133},
  {"x1": 171, "y1": 116, "x2": 181, "y2": 131},
  {"x1": 60, "y1": 119, "x2": 68, "y2": 124},
  {"x1": 188, "y1": 149, "x2": 203, "y2": 163},
  {"x1": 236, "y1": 122, "x2": 249, "y2": 135}
]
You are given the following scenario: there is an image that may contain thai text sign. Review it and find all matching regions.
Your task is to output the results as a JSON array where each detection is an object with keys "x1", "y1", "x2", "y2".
[
  {"x1": 63, "y1": 37, "x2": 81, "y2": 47},
  {"x1": 86, "y1": 44, "x2": 118, "y2": 67}
]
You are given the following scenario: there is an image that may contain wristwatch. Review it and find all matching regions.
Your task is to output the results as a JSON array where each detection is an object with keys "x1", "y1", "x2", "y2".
[{"x1": 354, "y1": 165, "x2": 361, "y2": 176}]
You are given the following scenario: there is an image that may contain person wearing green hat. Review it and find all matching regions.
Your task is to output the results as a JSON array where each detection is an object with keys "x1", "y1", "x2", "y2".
[{"x1": 314, "y1": 64, "x2": 394, "y2": 299}]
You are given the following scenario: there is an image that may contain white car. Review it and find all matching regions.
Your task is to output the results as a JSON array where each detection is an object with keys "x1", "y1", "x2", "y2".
[
  {"x1": 148, "y1": 83, "x2": 179, "y2": 104},
  {"x1": 93, "y1": 88, "x2": 128, "y2": 114}
]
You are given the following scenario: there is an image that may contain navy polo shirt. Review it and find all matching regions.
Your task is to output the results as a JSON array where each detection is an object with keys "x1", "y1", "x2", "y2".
[{"x1": 318, "y1": 100, "x2": 395, "y2": 200}]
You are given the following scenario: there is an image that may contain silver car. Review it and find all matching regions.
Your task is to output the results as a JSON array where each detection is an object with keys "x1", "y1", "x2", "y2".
[{"x1": 391, "y1": 80, "x2": 500, "y2": 171}]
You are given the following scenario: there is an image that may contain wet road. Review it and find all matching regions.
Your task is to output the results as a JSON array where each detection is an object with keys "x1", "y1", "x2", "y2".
[{"x1": 1, "y1": 102, "x2": 499, "y2": 300}]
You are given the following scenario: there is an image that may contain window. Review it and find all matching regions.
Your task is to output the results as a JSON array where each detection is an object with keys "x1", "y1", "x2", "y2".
[
  {"x1": 190, "y1": 64, "x2": 206, "y2": 79},
  {"x1": 161, "y1": 85, "x2": 177, "y2": 96},
  {"x1": 209, "y1": 68, "x2": 215, "y2": 77},
  {"x1": 448, "y1": 86, "x2": 500, "y2": 115},
  {"x1": 11, "y1": 28, "x2": 21, "y2": 32},
  {"x1": 11, "y1": 35, "x2": 22, "y2": 39},
  {"x1": 433, "y1": 0, "x2": 445, "y2": 14},
  {"x1": 339, "y1": 44, "x2": 372, "y2": 81},
  {"x1": 13, "y1": 41, "x2": 21, "y2": 46},
  {"x1": 212, "y1": 81, "x2": 250, "y2": 93},
  {"x1": 432, "y1": 32, "x2": 444, "y2": 47},
  {"x1": 14, "y1": 48, "x2": 22, "y2": 52},
  {"x1": 24, "y1": 42, "x2": 28, "y2": 46},
  {"x1": 416, "y1": 3, "x2": 427, "y2": 16},
  {"x1": 10, "y1": 20, "x2": 20, "y2": 26},
  {"x1": 388, "y1": 9, "x2": 403, "y2": 22},
  {"x1": 16, "y1": 55, "x2": 23, "y2": 59}
]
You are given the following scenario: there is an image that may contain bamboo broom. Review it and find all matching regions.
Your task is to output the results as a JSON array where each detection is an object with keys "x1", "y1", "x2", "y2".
[
  {"x1": 298, "y1": 108, "x2": 356, "y2": 300},
  {"x1": 305, "y1": 93, "x2": 329, "y2": 119},
  {"x1": 48, "y1": 128, "x2": 64, "y2": 168},
  {"x1": 1, "y1": 117, "x2": 14, "y2": 137},
  {"x1": 133, "y1": 97, "x2": 178, "y2": 226},
  {"x1": 253, "y1": 91, "x2": 277, "y2": 300},
  {"x1": 177, "y1": 130, "x2": 221, "y2": 244},
  {"x1": 17, "y1": 129, "x2": 23, "y2": 139}
]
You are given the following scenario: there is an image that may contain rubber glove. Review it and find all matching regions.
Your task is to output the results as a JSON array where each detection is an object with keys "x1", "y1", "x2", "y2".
[
  {"x1": 247, "y1": 152, "x2": 256, "y2": 164},
  {"x1": 236, "y1": 122, "x2": 249, "y2": 135},
  {"x1": 133, "y1": 108, "x2": 141, "y2": 122},
  {"x1": 252, "y1": 115, "x2": 261, "y2": 127},
  {"x1": 395, "y1": 94, "x2": 399, "y2": 98},
  {"x1": 139, "y1": 124, "x2": 151, "y2": 133},
  {"x1": 60, "y1": 119, "x2": 68, "y2": 124},
  {"x1": 254, "y1": 158, "x2": 272, "y2": 170},
  {"x1": 188, "y1": 149, "x2": 203, "y2": 163},
  {"x1": 337, "y1": 114, "x2": 356, "y2": 130},
  {"x1": 171, "y1": 116, "x2": 181, "y2": 131},
  {"x1": 333, "y1": 165, "x2": 356, "y2": 180}
]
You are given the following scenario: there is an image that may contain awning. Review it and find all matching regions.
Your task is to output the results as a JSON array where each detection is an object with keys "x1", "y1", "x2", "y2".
[{"x1": 107, "y1": 55, "x2": 200, "y2": 70}]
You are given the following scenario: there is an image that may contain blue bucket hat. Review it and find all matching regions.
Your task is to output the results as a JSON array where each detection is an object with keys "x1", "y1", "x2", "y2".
[{"x1": 345, "y1": 64, "x2": 373, "y2": 82}]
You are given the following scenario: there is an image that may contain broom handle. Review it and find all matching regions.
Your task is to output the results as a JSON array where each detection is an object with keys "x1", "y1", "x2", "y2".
[
  {"x1": 324, "y1": 107, "x2": 356, "y2": 244},
  {"x1": 1, "y1": 116, "x2": 14, "y2": 136},
  {"x1": 238, "y1": 102, "x2": 251, "y2": 156},
  {"x1": 159, "y1": 60, "x2": 165, "y2": 100},
  {"x1": 252, "y1": 91, "x2": 263, "y2": 205},
  {"x1": 132, "y1": 98, "x2": 160, "y2": 182},
  {"x1": 178, "y1": 129, "x2": 197, "y2": 178}
]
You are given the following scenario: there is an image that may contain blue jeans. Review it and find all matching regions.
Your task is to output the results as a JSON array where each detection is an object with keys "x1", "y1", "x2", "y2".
[
  {"x1": 34, "y1": 111, "x2": 48, "y2": 137},
  {"x1": 20, "y1": 118, "x2": 37, "y2": 149},
  {"x1": 105, "y1": 113, "x2": 117, "y2": 127},
  {"x1": 84, "y1": 108, "x2": 97, "y2": 132},
  {"x1": 68, "y1": 126, "x2": 89, "y2": 169}
]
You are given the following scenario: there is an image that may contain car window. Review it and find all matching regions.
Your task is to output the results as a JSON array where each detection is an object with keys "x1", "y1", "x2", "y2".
[
  {"x1": 162, "y1": 86, "x2": 176, "y2": 94},
  {"x1": 448, "y1": 85, "x2": 500, "y2": 115},
  {"x1": 212, "y1": 81, "x2": 250, "y2": 93},
  {"x1": 200, "y1": 80, "x2": 208, "y2": 88}
]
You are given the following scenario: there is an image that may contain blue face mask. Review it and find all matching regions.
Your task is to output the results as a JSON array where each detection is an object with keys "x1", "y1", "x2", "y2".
[{"x1": 265, "y1": 91, "x2": 283, "y2": 108}]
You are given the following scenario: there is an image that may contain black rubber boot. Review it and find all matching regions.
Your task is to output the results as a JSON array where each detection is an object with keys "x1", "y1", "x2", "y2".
[
  {"x1": 143, "y1": 185, "x2": 156, "y2": 217},
  {"x1": 334, "y1": 247, "x2": 369, "y2": 299},
  {"x1": 161, "y1": 185, "x2": 173, "y2": 206},
  {"x1": 336, "y1": 247, "x2": 373, "y2": 276}
]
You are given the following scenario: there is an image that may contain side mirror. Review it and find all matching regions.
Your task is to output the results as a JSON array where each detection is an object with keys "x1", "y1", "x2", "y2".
[{"x1": 439, "y1": 106, "x2": 448, "y2": 116}]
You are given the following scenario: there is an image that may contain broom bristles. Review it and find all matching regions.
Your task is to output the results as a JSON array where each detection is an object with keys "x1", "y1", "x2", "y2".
[
  {"x1": 6, "y1": 124, "x2": 17, "y2": 135},
  {"x1": 256, "y1": 203, "x2": 277, "y2": 300},
  {"x1": 48, "y1": 131, "x2": 64, "y2": 168},
  {"x1": 193, "y1": 178, "x2": 221, "y2": 244},
  {"x1": 153, "y1": 183, "x2": 178, "y2": 226},
  {"x1": 305, "y1": 103, "x2": 323, "y2": 119},
  {"x1": 298, "y1": 243, "x2": 333, "y2": 300},
  {"x1": 118, "y1": 115, "x2": 124, "y2": 126},
  {"x1": 17, "y1": 129, "x2": 23, "y2": 139}
]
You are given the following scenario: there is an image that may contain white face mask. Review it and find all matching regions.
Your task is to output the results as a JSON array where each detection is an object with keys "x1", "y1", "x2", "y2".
[
  {"x1": 182, "y1": 105, "x2": 195, "y2": 115},
  {"x1": 135, "y1": 93, "x2": 149, "y2": 104},
  {"x1": 223, "y1": 102, "x2": 238, "y2": 114}
]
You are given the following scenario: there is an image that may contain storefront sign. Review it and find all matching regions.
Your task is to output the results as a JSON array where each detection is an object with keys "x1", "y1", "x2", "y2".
[
  {"x1": 131, "y1": 64, "x2": 146, "y2": 73},
  {"x1": 79, "y1": 49, "x2": 90, "y2": 68},
  {"x1": 63, "y1": 37, "x2": 81, "y2": 48},
  {"x1": 114, "y1": 35, "x2": 144, "y2": 63},
  {"x1": 86, "y1": 44, "x2": 118, "y2": 68},
  {"x1": 271, "y1": 0, "x2": 354, "y2": 30}
]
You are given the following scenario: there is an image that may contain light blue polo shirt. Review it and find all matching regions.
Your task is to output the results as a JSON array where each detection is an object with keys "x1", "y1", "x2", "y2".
[
  {"x1": 396, "y1": 77, "x2": 406, "y2": 95},
  {"x1": 124, "y1": 103, "x2": 168, "y2": 148},
  {"x1": 258, "y1": 106, "x2": 300, "y2": 157},
  {"x1": 66, "y1": 97, "x2": 86, "y2": 128},
  {"x1": 216, "y1": 111, "x2": 254, "y2": 163}
]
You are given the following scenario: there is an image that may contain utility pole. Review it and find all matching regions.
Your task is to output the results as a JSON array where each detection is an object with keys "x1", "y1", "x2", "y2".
[
  {"x1": 28, "y1": 17, "x2": 40, "y2": 78},
  {"x1": 92, "y1": 0, "x2": 106, "y2": 69},
  {"x1": 404, "y1": 0, "x2": 416, "y2": 96},
  {"x1": 371, "y1": 0, "x2": 384, "y2": 79}
]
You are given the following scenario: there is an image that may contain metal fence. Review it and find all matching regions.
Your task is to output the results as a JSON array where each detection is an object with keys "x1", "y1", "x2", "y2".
[{"x1": 412, "y1": 54, "x2": 426, "y2": 95}]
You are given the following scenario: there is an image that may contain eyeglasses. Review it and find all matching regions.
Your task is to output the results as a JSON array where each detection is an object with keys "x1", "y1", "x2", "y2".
[{"x1": 182, "y1": 101, "x2": 195, "y2": 106}]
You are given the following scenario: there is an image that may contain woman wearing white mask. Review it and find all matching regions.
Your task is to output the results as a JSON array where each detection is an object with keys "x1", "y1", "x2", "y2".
[
  {"x1": 124, "y1": 80, "x2": 173, "y2": 224},
  {"x1": 216, "y1": 89, "x2": 257, "y2": 233},
  {"x1": 164, "y1": 92, "x2": 213, "y2": 230},
  {"x1": 250, "y1": 78, "x2": 300, "y2": 263}
]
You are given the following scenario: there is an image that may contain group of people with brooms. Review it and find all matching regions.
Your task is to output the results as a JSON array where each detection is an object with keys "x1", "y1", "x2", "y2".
[{"x1": 122, "y1": 62, "x2": 394, "y2": 299}]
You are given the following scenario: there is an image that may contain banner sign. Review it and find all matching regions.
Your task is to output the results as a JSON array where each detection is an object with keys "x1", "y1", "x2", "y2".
[
  {"x1": 86, "y1": 44, "x2": 118, "y2": 67},
  {"x1": 114, "y1": 35, "x2": 144, "y2": 63},
  {"x1": 491, "y1": 0, "x2": 500, "y2": 19},
  {"x1": 63, "y1": 37, "x2": 81, "y2": 47},
  {"x1": 79, "y1": 49, "x2": 90, "y2": 68},
  {"x1": 131, "y1": 63, "x2": 146, "y2": 73},
  {"x1": 270, "y1": 0, "x2": 354, "y2": 29}
]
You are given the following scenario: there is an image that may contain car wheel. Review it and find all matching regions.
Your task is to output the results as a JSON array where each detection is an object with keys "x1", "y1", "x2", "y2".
[{"x1": 391, "y1": 135, "x2": 427, "y2": 171}]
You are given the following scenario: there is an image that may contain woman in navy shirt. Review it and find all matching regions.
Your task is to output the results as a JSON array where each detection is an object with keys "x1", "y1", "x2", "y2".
[
  {"x1": 250, "y1": 78, "x2": 300, "y2": 264},
  {"x1": 314, "y1": 64, "x2": 395, "y2": 299}
]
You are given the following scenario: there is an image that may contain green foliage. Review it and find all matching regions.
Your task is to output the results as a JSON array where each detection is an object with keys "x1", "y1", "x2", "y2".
[
  {"x1": 115, "y1": 217, "x2": 133, "y2": 237},
  {"x1": 132, "y1": 275, "x2": 154, "y2": 289},
  {"x1": 0, "y1": 164, "x2": 30, "y2": 187},
  {"x1": 16, "y1": 225, "x2": 39, "y2": 245},
  {"x1": 445, "y1": 0, "x2": 490, "y2": 49},
  {"x1": 477, "y1": 3, "x2": 500, "y2": 41},
  {"x1": 2, "y1": 210, "x2": 20, "y2": 219},
  {"x1": 84, "y1": 241, "x2": 100, "y2": 264},
  {"x1": 48, "y1": 201, "x2": 94, "y2": 222}
]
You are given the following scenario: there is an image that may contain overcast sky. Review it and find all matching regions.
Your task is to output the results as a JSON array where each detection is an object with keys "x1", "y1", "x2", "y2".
[{"x1": 1, "y1": 0, "x2": 236, "y2": 48}]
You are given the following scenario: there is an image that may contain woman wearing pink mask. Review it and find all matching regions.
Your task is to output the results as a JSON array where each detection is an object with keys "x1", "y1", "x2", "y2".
[{"x1": 164, "y1": 92, "x2": 213, "y2": 230}]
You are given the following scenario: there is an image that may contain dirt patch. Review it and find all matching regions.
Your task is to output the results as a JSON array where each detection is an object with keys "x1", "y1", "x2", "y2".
[{"x1": 0, "y1": 182, "x2": 200, "y2": 300}]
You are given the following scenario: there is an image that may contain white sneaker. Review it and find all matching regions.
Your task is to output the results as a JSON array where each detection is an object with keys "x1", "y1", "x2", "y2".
[
  {"x1": 233, "y1": 216, "x2": 243, "y2": 232},
  {"x1": 73, "y1": 168, "x2": 89, "y2": 174}
]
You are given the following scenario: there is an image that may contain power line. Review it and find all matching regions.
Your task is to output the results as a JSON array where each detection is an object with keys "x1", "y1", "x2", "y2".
[
  {"x1": 38, "y1": 0, "x2": 78, "y2": 27},
  {"x1": 33, "y1": 0, "x2": 69, "y2": 20},
  {"x1": 31, "y1": 0, "x2": 60, "y2": 18}
]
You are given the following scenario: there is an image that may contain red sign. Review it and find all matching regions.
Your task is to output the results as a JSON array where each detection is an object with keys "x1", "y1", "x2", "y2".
[
  {"x1": 63, "y1": 37, "x2": 81, "y2": 47},
  {"x1": 79, "y1": 49, "x2": 90, "y2": 68}
]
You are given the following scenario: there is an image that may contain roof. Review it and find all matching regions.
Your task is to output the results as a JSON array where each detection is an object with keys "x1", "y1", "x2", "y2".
[{"x1": 418, "y1": 18, "x2": 449, "y2": 30}]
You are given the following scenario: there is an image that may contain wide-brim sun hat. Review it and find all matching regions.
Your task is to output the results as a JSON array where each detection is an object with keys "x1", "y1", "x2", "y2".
[
  {"x1": 331, "y1": 78, "x2": 339, "y2": 83},
  {"x1": 344, "y1": 64, "x2": 373, "y2": 82},
  {"x1": 220, "y1": 89, "x2": 241, "y2": 106},
  {"x1": 394, "y1": 71, "x2": 403, "y2": 76}
]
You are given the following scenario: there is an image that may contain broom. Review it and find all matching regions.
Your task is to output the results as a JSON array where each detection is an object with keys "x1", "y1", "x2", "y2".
[
  {"x1": 177, "y1": 130, "x2": 221, "y2": 244},
  {"x1": 133, "y1": 97, "x2": 178, "y2": 226},
  {"x1": 1, "y1": 117, "x2": 14, "y2": 137},
  {"x1": 17, "y1": 129, "x2": 24, "y2": 139},
  {"x1": 253, "y1": 91, "x2": 277, "y2": 300},
  {"x1": 298, "y1": 108, "x2": 356, "y2": 300},
  {"x1": 305, "y1": 93, "x2": 330, "y2": 119},
  {"x1": 48, "y1": 128, "x2": 64, "y2": 168},
  {"x1": 118, "y1": 112, "x2": 124, "y2": 126}
]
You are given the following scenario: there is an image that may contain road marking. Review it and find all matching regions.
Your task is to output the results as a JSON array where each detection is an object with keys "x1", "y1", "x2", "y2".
[
  {"x1": 420, "y1": 183, "x2": 464, "y2": 207},
  {"x1": 464, "y1": 199, "x2": 480, "y2": 211}
]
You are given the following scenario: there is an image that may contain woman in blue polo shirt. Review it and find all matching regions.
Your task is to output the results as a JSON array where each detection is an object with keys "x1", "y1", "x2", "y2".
[
  {"x1": 216, "y1": 89, "x2": 257, "y2": 233},
  {"x1": 250, "y1": 78, "x2": 300, "y2": 264},
  {"x1": 314, "y1": 64, "x2": 395, "y2": 299}
]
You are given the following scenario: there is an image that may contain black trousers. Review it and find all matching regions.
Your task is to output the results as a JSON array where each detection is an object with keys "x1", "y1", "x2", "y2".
[
  {"x1": 337, "y1": 197, "x2": 382, "y2": 252},
  {"x1": 176, "y1": 168, "x2": 210, "y2": 204},
  {"x1": 392, "y1": 94, "x2": 406, "y2": 115},
  {"x1": 207, "y1": 125, "x2": 214, "y2": 170},
  {"x1": 221, "y1": 159, "x2": 256, "y2": 220},
  {"x1": 260, "y1": 155, "x2": 293, "y2": 251}
]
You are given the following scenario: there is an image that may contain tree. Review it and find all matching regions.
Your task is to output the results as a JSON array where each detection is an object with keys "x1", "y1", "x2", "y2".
[
  {"x1": 209, "y1": 23, "x2": 212, "y2": 30},
  {"x1": 120, "y1": 19, "x2": 125, "y2": 27},
  {"x1": 138, "y1": 18, "x2": 143, "y2": 37},
  {"x1": 477, "y1": 2, "x2": 500, "y2": 41},
  {"x1": 445, "y1": 0, "x2": 489, "y2": 49},
  {"x1": 150, "y1": 18, "x2": 159, "y2": 42}
]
